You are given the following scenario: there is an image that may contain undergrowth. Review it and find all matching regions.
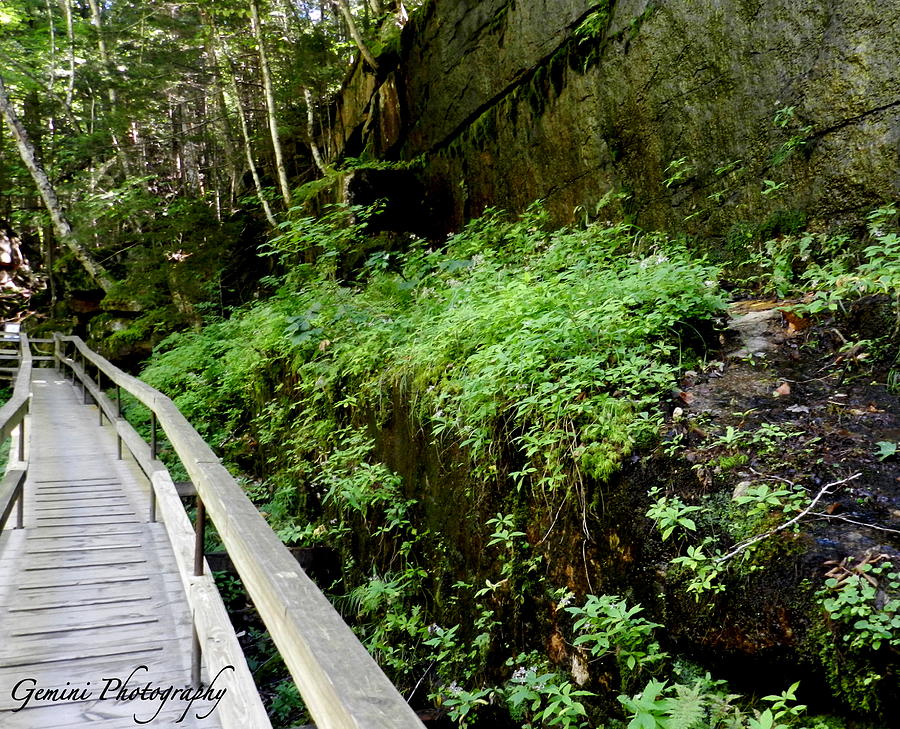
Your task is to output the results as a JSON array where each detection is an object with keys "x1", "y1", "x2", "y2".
[{"x1": 143, "y1": 203, "x2": 724, "y2": 497}]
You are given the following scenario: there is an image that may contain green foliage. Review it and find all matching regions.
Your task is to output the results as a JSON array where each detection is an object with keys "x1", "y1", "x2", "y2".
[
  {"x1": 818, "y1": 560, "x2": 900, "y2": 652},
  {"x1": 645, "y1": 488, "x2": 700, "y2": 541},
  {"x1": 619, "y1": 675, "x2": 809, "y2": 729},
  {"x1": 669, "y1": 539, "x2": 727, "y2": 599},
  {"x1": 808, "y1": 554, "x2": 900, "y2": 714},
  {"x1": 268, "y1": 679, "x2": 307, "y2": 726},
  {"x1": 136, "y1": 203, "x2": 726, "y2": 725},
  {"x1": 567, "y1": 594, "x2": 667, "y2": 689},
  {"x1": 485, "y1": 512, "x2": 539, "y2": 584},
  {"x1": 574, "y1": 3, "x2": 612, "y2": 40},
  {"x1": 740, "y1": 205, "x2": 900, "y2": 331},
  {"x1": 663, "y1": 157, "x2": 694, "y2": 188},
  {"x1": 733, "y1": 483, "x2": 806, "y2": 521},
  {"x1": 504, "y1": 660, "x2": 593, "y2": 729},
  {"x1": 770, "y1": 106, "x2": 813, "y2": 166},
  {"x1": 875, "y1": 440, "x2": 898, "y2": 460},
  {"x1": 439, "y1": 684, "x2": 494, "y2": 727},
  {"x1": 148, "y1": 203, "x2": 724, "y2": 503}
]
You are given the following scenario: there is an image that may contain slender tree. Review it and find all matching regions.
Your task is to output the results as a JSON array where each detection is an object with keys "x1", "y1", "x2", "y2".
[
  {"x1": 303, "y1": 87, "x2": 327, "y2": 173},
  {"x1": 332, "y1": 0, "x2": 379, "y2": 71},
  {"x1": 248, "y1": 0, "x2": 292, "y2": 208},
  {"x1": 85, "y1": 0, "x2": 132, "y2": 175},
  {"x1": 212, "y1": 28, "x2": 278, "y2": 228},
  {"x1": 0, "y1": 75, "x2": 115, "y2": 292},
  {"x1": 61, "y1": 0, "x2": 76, "y2": 113}
]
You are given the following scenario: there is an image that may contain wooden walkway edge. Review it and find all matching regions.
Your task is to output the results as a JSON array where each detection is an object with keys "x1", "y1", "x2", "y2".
[{"x1": 0, "y1": 332, "x2": 426, "y2": 729}]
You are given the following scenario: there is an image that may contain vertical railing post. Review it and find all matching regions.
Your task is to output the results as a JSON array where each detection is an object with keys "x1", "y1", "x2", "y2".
[
  {"x1": 191, "y1": 625, "x2": 202, "y2": 689},
  {"x1": 116, "y1": 386, "x2": 123, "y2": 460},
  {"x1": 17, "y1": 415, "x2": 24, "y2": 462},
  {"x1": 97, "y1": 367, "x2": 105, "y2": 425},
  {"x1": 191, "y1": 497, "x2": 206, "y2": 688},
  {"x1": 194, "y1": 498, "x2": 206, "y2": 576},
  {"x1": 148, "y1": 412, "x2": 158, "y2": 522},
  {"x1": 15, "y1": 481, "x2": 23, "y2": 530},
  {"x1": 81, "y1": 353, "x2": 89, "y2": 404}
]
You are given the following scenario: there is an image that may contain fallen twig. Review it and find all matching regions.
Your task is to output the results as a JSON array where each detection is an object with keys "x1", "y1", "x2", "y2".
[
  {"x1": 717, "y1": 472, "x2": 862, "y2": 563},
  {"x1": 811, "y1": 513, "x2": 900, "y2": 536}
]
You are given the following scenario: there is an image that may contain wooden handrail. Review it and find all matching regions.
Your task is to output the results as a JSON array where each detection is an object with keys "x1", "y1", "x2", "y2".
[
  {"x1": 54, "y1": 334, "x2": 425, "y2": 729},
  {"x1": 0, "y1": 333, "x2": 31, "y2": 531},
  {"x1": 0, "y1": 332, "x2": 31, "y2": 442}
]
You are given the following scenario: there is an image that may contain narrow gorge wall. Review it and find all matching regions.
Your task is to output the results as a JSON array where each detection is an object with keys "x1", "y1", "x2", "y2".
[{"x1": 328, "y1": 0, "x2": 900, "y2": 237}]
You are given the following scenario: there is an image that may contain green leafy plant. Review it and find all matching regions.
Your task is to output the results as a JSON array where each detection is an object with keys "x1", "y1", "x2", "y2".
[
  {"x1": 670, "y1": 539, "x2": 727, "y2": 599},
  {"x1": 876, "y1": 441, "x2": 898, "y2": 460},
  {"x1": 818, "y1": 559, "x2": 900, "y2": 651},
  {"x1": 438, "y1": 684, "x2": 494, "y2": 727},
  {"x1": 505, "y1": 658, "x2": 593, "y2": 729},
  {"x1": 734, "y1": 483, "x2": 806, "y2": 521},
  {"x1": 663, "y1": 157, "x2": 694, "y2": 188},
  {"x1": 646, "y1": 488, "x2": 701, "y2": 541},
  {"x1": 619, "y1": 675, "x2": 809, "y2": 729},
  {"x1": 567, "y1": 594, "x2": 667, "y2": 686},
  {"x1": 762, "y1": 179, "x2": 787, "y2": 196}
]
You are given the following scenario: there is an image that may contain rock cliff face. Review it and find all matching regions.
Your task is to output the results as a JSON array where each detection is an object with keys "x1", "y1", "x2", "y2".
[{"x1": 327, "y1": 0, "x2": 899, "y2": 237}]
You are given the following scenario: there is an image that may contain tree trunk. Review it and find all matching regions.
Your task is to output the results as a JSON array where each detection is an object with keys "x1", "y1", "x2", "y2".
[
  {"x1": 61, "y1": 0, "x2": 76, "y2": 112},
  {"x1": 86, "y1": 0, "x2": 117, "y2": 107},
  {"x1": 332, "y1": 0, "x2": 379, "y2": 71},
  {"x1": 86, "y1": 0, "x2": 132, "y2": 176},
  {"x1": 303, "y1": 87, "x2": 328, "y2": 173},
  {"x1": 248, "y1": 0, "x2": 292, "y2": 209},
  {"x1": 211, "y1": 28, "x2": 278, "y2": 228},
  {"x1": 203, "y1": 38, "x2": 239, "y2": 209},
  {"x1": 0, "y1": 76, "x2": 116, "y2": 293}
]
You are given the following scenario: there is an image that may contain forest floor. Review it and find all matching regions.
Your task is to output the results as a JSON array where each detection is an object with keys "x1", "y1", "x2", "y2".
[{"x1": 673, "y1": 297, "x2": 900, "y2": 564}]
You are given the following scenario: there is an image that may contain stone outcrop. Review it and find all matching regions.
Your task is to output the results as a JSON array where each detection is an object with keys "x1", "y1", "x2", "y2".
[{"x1": 326, "y1": 0, "x2": 900, "y2": 237}]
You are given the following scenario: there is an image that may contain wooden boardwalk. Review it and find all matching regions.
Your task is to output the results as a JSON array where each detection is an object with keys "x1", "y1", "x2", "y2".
[{"x1": 0, "y1": 370, "x2": 224, "y2": 728}]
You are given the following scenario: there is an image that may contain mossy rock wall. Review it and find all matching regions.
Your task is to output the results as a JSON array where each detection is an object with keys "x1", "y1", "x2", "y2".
[{"x1": 329, "y1": 0, "x2": 900, "y2": 236}]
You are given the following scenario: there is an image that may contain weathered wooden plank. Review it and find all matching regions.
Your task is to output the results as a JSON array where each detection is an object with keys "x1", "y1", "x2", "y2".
[
  {"x1": 24, "y1": 526, "x2": 143, "y2": 540},
  {"x1": 1, "y1": 692, "x2": 223, "y2": 729},
  {"x1": 7, "y1": 593, "x2": 153, "y2": 612},
  {"x1": 0, "y1": 664, "x2": 208, "y2": 712},
  {"x1": 149, "y1": 465, "x2": 271, "y2": 729},
  {"x1": 0, "y1": 563, "x2": 153, "y2": 589}
]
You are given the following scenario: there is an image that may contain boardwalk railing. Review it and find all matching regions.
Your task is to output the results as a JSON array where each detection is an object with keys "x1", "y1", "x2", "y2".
[
  {"x1": 0, "y1": 331, "x2": 30, "y2": 531},
  {"x1": 53, "y1": 334, "x2": 425, "y2": 729}
]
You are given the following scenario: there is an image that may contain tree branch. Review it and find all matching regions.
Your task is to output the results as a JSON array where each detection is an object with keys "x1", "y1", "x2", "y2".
[{"x1": 717, "y1": 472, "x2": 862, "y2": 563}]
